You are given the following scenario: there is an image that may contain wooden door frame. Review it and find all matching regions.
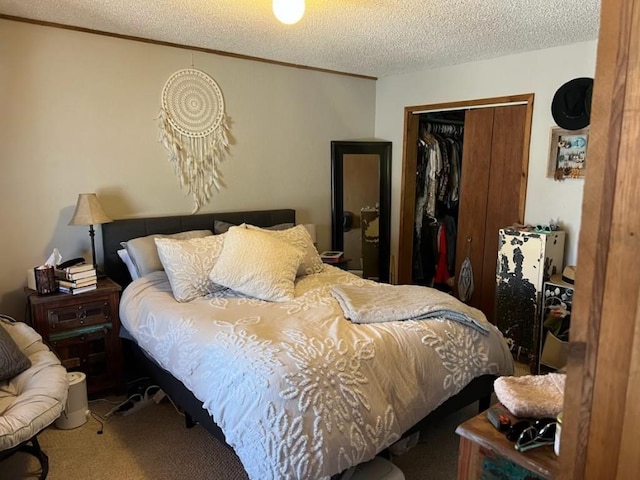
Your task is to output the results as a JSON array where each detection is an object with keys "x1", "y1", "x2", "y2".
[
  {"x1": 560, "y1": 0, "x2": 640, "y2": 478},
  {"x1": 397, "y1": 94, "x2": 534, "y2": 285}
]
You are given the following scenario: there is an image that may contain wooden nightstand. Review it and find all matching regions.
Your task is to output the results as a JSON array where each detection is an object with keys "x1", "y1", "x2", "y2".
[
  {"x1": 456, "y1": 404, "x2": 558, "y2": 480},
  {"x1": 25, "y1": 277, "x2": 124, "y2": 395}
]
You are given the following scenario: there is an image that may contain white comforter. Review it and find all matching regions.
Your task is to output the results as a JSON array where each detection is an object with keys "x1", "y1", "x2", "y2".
[{"x1": 120, "y1": 265, "x2": 513, "y2": 480}]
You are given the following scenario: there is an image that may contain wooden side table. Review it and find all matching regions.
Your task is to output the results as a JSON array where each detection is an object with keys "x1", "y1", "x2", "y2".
[
  {"x1": 25, "y1": 277, "x2": 124, "y2": 395},
  {"x1": 455, "y1": 405, "x2": 558, "y2": 480}
]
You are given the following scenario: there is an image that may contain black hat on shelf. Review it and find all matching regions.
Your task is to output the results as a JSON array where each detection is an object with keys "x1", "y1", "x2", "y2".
[{"x1": 551, "y1": 77, "x2": 594, "y2": 130}]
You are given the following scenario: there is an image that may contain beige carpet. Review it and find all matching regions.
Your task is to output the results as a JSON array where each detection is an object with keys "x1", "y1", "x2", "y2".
[
  {"x1": 1, "y1": 397, "x2": 484, "y2": 480},
  {"x1": 1, "y1": 399, "x2": 248, "y2": 480},
  {"x1": 3, "y1": 362, "x2": 529, "y2": 480}
]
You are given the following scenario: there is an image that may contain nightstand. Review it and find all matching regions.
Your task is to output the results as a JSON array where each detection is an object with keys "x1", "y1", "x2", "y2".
[
  {"x1": 25, "y1": 277, "x2": 124, "y2": 395},
  {"x1": 456, "y1": 404, "x2": 557, "y2": 480}
]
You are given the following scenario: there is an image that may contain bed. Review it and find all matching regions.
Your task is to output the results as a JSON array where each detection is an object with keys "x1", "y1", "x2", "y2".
[{"x1": 102, "y1": 208, "x2": 514, "y2": 480}]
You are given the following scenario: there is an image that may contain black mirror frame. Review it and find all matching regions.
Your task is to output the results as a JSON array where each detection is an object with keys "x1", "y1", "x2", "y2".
[{"x1": 330, "y1": 140, "x2": 392, "y2": 283}]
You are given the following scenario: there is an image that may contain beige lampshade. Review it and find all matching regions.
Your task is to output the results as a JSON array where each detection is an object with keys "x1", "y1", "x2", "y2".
[{"x1": 69, "y1": 193, "x2": 113, "y2": 226}]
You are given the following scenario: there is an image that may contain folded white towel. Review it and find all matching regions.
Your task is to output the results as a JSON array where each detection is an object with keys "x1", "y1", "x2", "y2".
[{"x1": 494, "y1": 373, "x2": 566, "y2": 418}]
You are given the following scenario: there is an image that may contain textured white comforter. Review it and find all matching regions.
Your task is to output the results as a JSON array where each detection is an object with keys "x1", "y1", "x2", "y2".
[{"x1": 120, "y1": 265, "x2": 513, "y2": 480}]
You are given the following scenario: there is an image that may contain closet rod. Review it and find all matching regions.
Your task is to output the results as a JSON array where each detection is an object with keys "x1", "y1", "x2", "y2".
[
  {"x1": 413, "y1": 100, "x2": 527, "y2": 115},
  {"x1": 420, "y1": 118, "x2": 465, "y2": 125}
]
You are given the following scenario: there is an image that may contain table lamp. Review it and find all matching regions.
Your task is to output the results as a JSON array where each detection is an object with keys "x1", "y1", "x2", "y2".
[{"x1": 69, "y1": 193, "x2": 113, "y2": 277}]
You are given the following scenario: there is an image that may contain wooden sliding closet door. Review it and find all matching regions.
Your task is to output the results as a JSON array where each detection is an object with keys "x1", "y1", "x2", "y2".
[
  {"x1": 480, "y1": 105, "x2": 527, "y2": 321},
  {"x1": 398, "y1": 94, "x2": 532, "y2": 312},
  {"x1": 455, "y1": 105, "x2": 527, "y2": 322},
  {"x1": 454, "y1": 109, "x2": 493, "y2": 310}
]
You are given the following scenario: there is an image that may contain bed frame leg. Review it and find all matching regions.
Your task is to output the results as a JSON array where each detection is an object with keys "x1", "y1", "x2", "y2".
[
  {"x1": 478, "y1": 394, "x2": 491, "y2": 413},
  {"x1": 185, "y1": 412, "x2": 196, "y2": 429}
]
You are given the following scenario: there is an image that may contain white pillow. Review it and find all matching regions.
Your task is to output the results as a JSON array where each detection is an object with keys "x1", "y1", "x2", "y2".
[
  {"x1": 117, "y1": 249, "x2": 139, "y2": 281},
  {"x1": 123, "y1": 229, "x2": 212, "y2": 277},
  {"x1": 209, "y1": 227, "x2": 304, "y2": 302},
  {"x1": 245, "y1": 224, "x2": 323, "y2": 277},
  {"x1": 155, "y1": 234, "x2": 227, "y2": 302}
]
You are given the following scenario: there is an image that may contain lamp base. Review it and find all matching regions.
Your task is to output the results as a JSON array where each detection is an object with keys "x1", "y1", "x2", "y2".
[{"x1": 96, "y1": 269, "x2": 107, "y2": 280}]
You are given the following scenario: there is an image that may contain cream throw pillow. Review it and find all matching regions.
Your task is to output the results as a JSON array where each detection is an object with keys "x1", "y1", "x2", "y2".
[
  {"x1": 155, "y1": 234, "x2": 226, "y2": 302},
  {"x1": 245, "y1": 224, "x2": 323, "y2": 277},
  {"x1": 209, "y1": 227, "x2": 304, "y2": 302}
]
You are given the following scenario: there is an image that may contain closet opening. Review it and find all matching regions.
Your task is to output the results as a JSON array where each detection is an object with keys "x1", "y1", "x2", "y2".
[
  {"x1": 413, "y1": 110, "x2": 466, "y2": 294},
  {"x1": 397, "y1": 94, "x2": 534, "y2": 323}
]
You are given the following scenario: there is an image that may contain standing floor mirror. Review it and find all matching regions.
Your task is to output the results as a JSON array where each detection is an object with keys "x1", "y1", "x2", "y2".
[{"x1": 331, "y1": 141, "x2": 391, "y2": 283}]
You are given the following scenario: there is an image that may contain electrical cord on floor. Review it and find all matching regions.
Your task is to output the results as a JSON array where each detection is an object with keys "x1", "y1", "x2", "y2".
[
  {"x1": 164, "y1": 392, "x2": 185, "y2": 417},
  {"x1": 105, "y1": 393, "x2": 144, "y2": 418},
  {"x1": 82, "y1": 385, "x2": 184, "y2": 436},
  {"x1": 89, "y1": 398, "x2": 124, "y2": 405},
  {"x1": 126, "y1": 376, "x2": 152, "y2": 387},
  {"x1": 101, "y1": 384, "x2": 164, "y2": 418},
  {"x1": 144, "y1": 384, "x2": 161, "y2": 399},
  {"x1": 87, "y1": 388, "x2": 185, "y2": 433},
  {"x1": 90, "y1": 411, "x2": 104, "y2": 435},
  {"x1": 86, "y1": 391, "x2": 147, "y2": 434}
]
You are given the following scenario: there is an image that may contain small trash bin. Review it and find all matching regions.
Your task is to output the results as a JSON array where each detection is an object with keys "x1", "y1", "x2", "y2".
[{"x1": 55, "y1": 372, "x2": 89, "y2": 429}]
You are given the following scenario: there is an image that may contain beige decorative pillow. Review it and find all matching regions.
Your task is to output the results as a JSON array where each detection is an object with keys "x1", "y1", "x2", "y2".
[
  {"x1": 245, "y1": 224, "x2": 323, "y2": 277},
  {"x1": 209, "y1": 227, "x2": 304, "y2": 302},
  {"x1": 155, "y1": 234, "x2": 226, "y2": 302},
  {"x1": 124, "y1": 229, "x2": 212, "y2": 277}
]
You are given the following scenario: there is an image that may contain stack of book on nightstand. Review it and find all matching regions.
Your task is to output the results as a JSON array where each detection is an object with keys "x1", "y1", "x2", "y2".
[{"x1": 55, "y1": 263, "x2": 97, "y2": 295}]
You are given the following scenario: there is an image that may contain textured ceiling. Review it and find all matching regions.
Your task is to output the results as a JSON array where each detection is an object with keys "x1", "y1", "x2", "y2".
[{"x1": 0, "y1": 0, "x2": 601, "y2": 78}]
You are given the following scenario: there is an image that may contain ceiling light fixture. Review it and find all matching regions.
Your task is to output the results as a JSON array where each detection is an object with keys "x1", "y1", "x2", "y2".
[{"x1": 273, "y1": 0, "x2": 305, "y2": 25}]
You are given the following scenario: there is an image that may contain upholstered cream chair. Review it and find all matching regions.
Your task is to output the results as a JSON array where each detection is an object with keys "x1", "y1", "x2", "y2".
[{"x1": 0, "y1": 314, "x2": 68, "y2": 479}]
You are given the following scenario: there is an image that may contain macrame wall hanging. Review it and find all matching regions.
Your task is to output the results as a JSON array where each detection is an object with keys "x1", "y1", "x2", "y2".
[{"x1": 158, "y1": 68, "x2": 230, "y2": 213}]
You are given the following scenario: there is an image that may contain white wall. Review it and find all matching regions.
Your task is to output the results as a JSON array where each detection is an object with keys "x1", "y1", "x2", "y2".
[
  {"x1": 0, "y1": 19, "x2": 376, "y2": 319},
  {"x1": 0, "y1": 19, "x2": 596, "y2": 319},
  {"x1": 375, "y1": 41, "x2": 597, "y2": 276}
]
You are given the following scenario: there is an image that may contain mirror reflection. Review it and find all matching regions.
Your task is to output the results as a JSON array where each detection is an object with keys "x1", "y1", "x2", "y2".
[{"x1": 331, "y1": 141, "x2": 391, "y2": 283}]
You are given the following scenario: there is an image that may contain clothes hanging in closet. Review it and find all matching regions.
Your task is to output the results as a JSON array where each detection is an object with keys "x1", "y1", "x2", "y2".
[{"x1": 412, "y1": 121, "x2": 463, "y2": 288}]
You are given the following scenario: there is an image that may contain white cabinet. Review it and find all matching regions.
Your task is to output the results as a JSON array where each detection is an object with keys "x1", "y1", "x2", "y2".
[{"x1": 495, "y1": 227, "x2": 565, "y2": 373}]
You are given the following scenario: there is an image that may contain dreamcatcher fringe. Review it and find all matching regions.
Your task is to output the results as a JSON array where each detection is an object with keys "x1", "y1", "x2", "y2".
[{"x1": 158, "y1": 110, "x2": 229, "y2": 213}]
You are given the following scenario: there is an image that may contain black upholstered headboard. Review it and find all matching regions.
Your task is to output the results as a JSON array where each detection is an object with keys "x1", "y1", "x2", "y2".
[{"x1": 102, "y1": 209, "x2": 296, "y2": 288}]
